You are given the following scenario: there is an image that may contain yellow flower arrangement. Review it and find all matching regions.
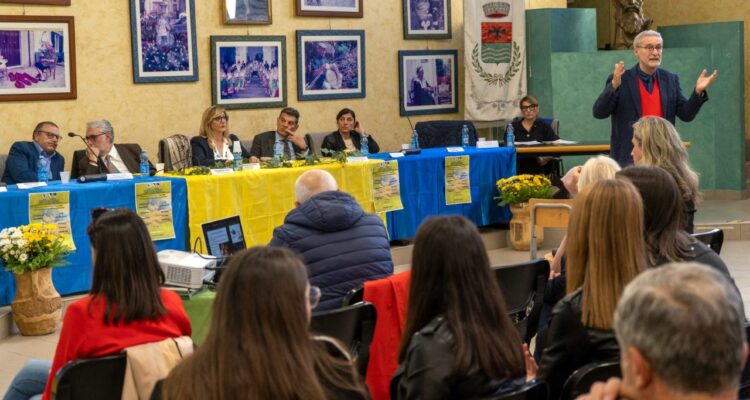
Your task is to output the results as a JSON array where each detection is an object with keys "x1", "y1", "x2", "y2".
[
  {"x1": 496, "y1": 174, "x2": 556, "y2": 206},
  {"x1": 0, "y1": 223, "x2": 71, "y2": 274}
]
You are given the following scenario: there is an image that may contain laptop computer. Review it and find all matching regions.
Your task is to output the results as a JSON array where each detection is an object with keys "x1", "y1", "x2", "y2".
[{"x1": 201, "y1": 215, "x2": 247, "y2": 258}]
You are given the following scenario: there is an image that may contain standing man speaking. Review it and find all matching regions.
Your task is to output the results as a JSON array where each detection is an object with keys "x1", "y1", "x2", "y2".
[{"x1": 593, "y1": 30, "x2": 717, "y2": 166}]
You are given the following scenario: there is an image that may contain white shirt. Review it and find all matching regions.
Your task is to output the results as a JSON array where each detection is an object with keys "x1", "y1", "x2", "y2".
[{"x1": 106, "y1": 145, "x2": 129, "y2": 173}]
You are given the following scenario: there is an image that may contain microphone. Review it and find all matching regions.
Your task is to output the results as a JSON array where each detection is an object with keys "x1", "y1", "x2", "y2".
[{"x1": 68, "y1": 131, "x2": 105, "y2": 175}]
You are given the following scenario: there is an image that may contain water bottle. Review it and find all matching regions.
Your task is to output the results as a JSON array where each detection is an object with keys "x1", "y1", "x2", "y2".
[
  {"x1": 360, "y1": 134, "x2": 369, "y2": 156},
  {"x1": 461, "y1": 124, "x2": 470, "y2": 147},
  {"x1": 274, "y1": 140, "x2": 283, "y2": 160},
  {"x1": 36, "y1": 156, "x2": 48, "y2": 182},
  {"x1": 505, "y1": 123, "x2": 515, "y2": 147},
  {"x1": 232, "y1": 141, "x2": 243, "y2": 171},
  {"x1": 139, "y1": 150, "x2": 150, "y2": 176},
  {"x1": 410, "y1": 129, "x2": 419, "y2": 149}
]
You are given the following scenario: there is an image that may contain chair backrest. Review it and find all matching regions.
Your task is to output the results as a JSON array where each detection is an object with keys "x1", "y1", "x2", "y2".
[
  {"x1": 306, "y1": 131, "x2": 330, "y2": 156},
  {"x1": 494, "y1": 258, "x2": 550, "y2": 342},
  {"x1": 51, "y1": 353, "x2": 127, "y2": 400},
  {"x1": 158, "y1": 134, "x2": 192, "y2": 171},
  {"x1": 486, "y1": 380, "x2": 549, "y2": 400},
  {"x1": 560, "y1": 360, "x2": 621, "y2": 400},
  {"x1": 691, "y1": 228, "x2": 724, "y2": 255},
  {"x1": 414, "y1": 120, "x2": 477, "y2": 148},
  {"x1": 310, "y1": 301, "x2": 377, "y2": 377},
  {"x1": 0, "y1": 153, "x2": 7, "y2": 179},
  {"x1": 529, "y1": 199, "x2": 575, "y2": 259},
  {"x1": 342, "y1": 285, "x2": 364, "y2": 307}
]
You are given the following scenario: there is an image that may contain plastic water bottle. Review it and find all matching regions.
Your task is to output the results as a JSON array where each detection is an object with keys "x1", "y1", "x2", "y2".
[
  {"x1": 360, "y1": 135, "x2": 369, "y2": 156},
  {"x1": 232, "y1": 141, "x2": 243, "y2": 171},
  {"x1": 37, "y1": 156, "x2": 48, "y2": 182},
  {"x1": 410, "y1": 129, "x2": 419, "y2": 149},
  {"x1": 461, "y1": 124, "x2": 470, "y2": 147},
  {"x1": 274, "y1": 140, "x2": 283, "y2": 160},
  {"x1": 139, "y1": 150, "x2": 150, "y2": 176},
  {"x1": 505, "y1": 123, "x2": 515, "y2": 147}
]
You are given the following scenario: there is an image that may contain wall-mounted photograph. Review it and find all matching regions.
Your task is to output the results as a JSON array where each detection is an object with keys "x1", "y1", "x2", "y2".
[
  {"x1": 211, "y1": 35, "x2": 286, "y2": 109},
  {"x1": 296, "y1": 0, "x2": 363, "y2": 18},
  {"x1": 129, "y1": 0, "x2": 199, "y2": 83},
  {"x1": 223, "y1": 0, "x2": 271, "y2": 25},
  {"x1": 398, "y1": 50, "x2": 458, "y2": 116},
  {"x1": 0, "y1": 0, "x2": 69, "y2": 4},
  {"x1": 0, "y1": 15, "x2": 76, "y2": 102},
  {"x1": 296, "y1": 30, "x2": 365, "y2": 101},
  {"x1": 403, "y1": 0, "x2": 451, "y2": 39}
]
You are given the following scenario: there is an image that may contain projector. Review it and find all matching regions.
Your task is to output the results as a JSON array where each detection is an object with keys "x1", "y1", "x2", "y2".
[{"x1": 157, "y1": 250, "x2": 216, "y2": 289}]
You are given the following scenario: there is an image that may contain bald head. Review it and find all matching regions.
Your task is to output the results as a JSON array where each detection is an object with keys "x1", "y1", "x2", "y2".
[{"x1": 294, "y1": 169, "x2": 338, "y2": 205}]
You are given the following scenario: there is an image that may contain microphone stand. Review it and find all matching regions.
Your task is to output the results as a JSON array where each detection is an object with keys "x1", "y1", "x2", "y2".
[{"x1": 68, "y1": 132, "x2": 105, "y2": 174}]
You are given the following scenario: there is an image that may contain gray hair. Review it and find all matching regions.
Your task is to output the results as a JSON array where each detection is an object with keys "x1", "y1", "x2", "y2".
[
  {"x1": 614, "y1": 262, "x2": 745, "y2": 394},
  {"x1": 577, "y1": 155, "x2": 621, "y2": 192},
  {"x1": 633, "y1": 30, "x2": 662, "y2": 48},
  {"x1": 86, "y1": 119, "x2": 115, "y2": 141},
  {"x1": 294, "y1": 169, "x2": 338, "y2": 204}
]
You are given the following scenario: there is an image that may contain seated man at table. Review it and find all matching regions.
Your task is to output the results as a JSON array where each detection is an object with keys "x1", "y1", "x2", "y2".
[
  {"x1": 71, "y1": 119, "x2": 155, "y2": 178},
  {"x1": 269, "y1": 169, "x2": 393, "y2": 310},
  {"x1": 249, "y1": 107, "x2": 311, "y2": 162},
  {"x1": 2, "y1": 121, "x2": 65, "y2": 184}
]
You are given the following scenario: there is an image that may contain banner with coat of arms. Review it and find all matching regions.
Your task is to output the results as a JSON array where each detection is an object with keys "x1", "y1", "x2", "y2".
[{"x1": 464, "y1": 0, "x2": 526, "y2": 121}]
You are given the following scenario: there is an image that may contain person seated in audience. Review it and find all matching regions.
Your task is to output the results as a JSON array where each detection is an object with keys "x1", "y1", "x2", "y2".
[
  {"x1": 392, "y1": 215, "x2": 527, "y2": 399},
  {"x1": 631, "y1": 115, "x2": 699, "y2": 233},
  {"x1": 321, "y1": 108, "x2": 380, "y2": 155},
  {"x1": 4, "y1": 209, "x2": 191, "y2": 400},
  {"x1": 249, "y1": 107, "x2": 310, "y2": 162},
  {"x1": 71, "y1": 119, "x2": 155, "y2": 178},
  {"x1": 269, "y1": 169, "x2": 393, "y2": 310},
  {"x1": 512, "y1": 95, "x2": 560, "y2": 176},
  {"x1": 579, "y1": 263, "x2": 747, "y2": 400},
  {"x1": 533, "y1": 179, "x2": 646, "y2": 399},
  {"x1": 158, "y1": 246, "x2": 369, "y2": 400},
  {"x1": 190, "y1": 105, "x2": 250, "y2": 167},
  {"x1": 2, "y1": 121, "x2": 65, "y2": 184}
]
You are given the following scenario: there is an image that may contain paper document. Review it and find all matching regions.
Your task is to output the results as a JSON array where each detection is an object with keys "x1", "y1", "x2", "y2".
[
  {"x1": 543, "y1": 139, "x2": 578, "y2": 145},
  {"x1": 514, "y1": 141, "x2": 542, "y2": 146}
]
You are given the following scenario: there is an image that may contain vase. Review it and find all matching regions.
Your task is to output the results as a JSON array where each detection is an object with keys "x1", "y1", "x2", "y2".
[
  {"x1": 509, "y1": 202, "x2": 544, "y2": 251},
  {"x1": 11, "y1": 267, "x2": 62, "y2": 336}
]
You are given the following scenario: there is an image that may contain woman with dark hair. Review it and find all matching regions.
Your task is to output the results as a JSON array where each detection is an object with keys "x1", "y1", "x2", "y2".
[
  {"x1": 159, "y1": 246, "x2": 369, "y2": 400},
  {"x1": 512, "y1": 95, "x2": 560, "y2": 175},
  {"x1": 321, "y1": 108, "x2": 380, "y2": 154},
  {"x1": 4, "y1": 209, "x2": 191, "y2": 400},
  {"x1": 391, "y1": 215, "x2": 526, "y2": 399}
]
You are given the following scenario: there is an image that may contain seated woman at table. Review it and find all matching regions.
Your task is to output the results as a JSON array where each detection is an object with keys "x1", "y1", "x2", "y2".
[
  {"x1": 4, "y1": 208, "x2": 191, "y2": 400},
  {"x1": 158, "y1": 246, "x2": 369, "y2": 400},
  {"x1": 512, "y1": 95, "x2": 560, "y2": 176},
  {"x1": 321, "y1": 108, "x2": 380, "y2": 155},
  {"x1": 191, "y1": 105, "x2": 251, "y2": 167}
]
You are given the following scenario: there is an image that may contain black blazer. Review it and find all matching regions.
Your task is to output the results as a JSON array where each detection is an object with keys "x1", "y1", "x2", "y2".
[
  {"x1": 249, "y1": 130, "x2": 311, "y2": 159},
  {"x1": 70, "y1": 143, "x2": 155, "y2": 179},
  {"x1": 190, "y1": 134, "x2": 250, "y2": 167},
  {"x1": 320, "y1": 131, "x2": 380, "y2": 154}
]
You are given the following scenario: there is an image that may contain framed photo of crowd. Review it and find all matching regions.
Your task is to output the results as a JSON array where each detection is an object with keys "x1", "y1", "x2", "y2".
[
  {"x1": 210, "y1": 35, "x2": 287, "y2": 110},
  {"x1": 0, "y1": 15, "x2": 77, "y2": 102},
  {"x1": 296, "y1": 30, "x2": 365, "y2": 101},
  {"x1": 403, "y1": 0, "x2": 451, "y2": 39},
  {"x1": 296, "y1": 0, "x2": 363, "y2": 18},
  {"x1": 398, "y1": 50, "x2": 458, "y2": 116},
  {"x1": 129, "y1": 0, "x2": 199, "y2": 83},
  {"x1": 223, "y1": 0, "x2": 272, "y2": 24}
]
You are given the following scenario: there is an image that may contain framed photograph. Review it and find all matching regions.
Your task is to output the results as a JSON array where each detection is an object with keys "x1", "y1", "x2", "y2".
[
  {"x1": 0, "y1": 0, "x2": 69, "y2": 4},
  {"x1": 223, "y1": 0, "x2": 272, "y2": 25},
  {"x1": 0, "y1": 16, "x2": 76, "y2": 102},
  {"x1": 129, "y1": 0, "x2": 199, "y2": 83},
  {"x1": 296, "y1": 30, "x2": 365, "y2": 101},
  {"x1": 403, "y1": 0, "x2": 451, "y2": 39},
  {"x1": 296, "y1": 0, "x2": 363, "y2": 18},
  {"x1": 398, "y1": 50, "x2": 458, "y2": 116},
  {"x1": 211, "y1": 35, "x2": 287, "y2": 110}
]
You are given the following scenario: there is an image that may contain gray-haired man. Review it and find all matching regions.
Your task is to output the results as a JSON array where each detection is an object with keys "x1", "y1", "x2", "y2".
[{"x1": 71, "y1": 119, "x2": 154, "y2": 178}]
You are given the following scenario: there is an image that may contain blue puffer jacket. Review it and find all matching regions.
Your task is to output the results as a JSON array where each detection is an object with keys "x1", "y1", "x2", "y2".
[{"x1": 270, "y1": 190, "x2": 393, "y2": 310}]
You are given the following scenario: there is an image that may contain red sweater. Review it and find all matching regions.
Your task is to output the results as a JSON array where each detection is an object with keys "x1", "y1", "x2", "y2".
[{"x1": 42, "y1": 289, "x2": 192, "y2": 400}]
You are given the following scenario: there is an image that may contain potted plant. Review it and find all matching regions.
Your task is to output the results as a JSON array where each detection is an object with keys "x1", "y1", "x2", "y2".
[
  {"x1": 1, "y1": 223, "x2": 72, "y2": 335},
  {"x1": 496, "y1": 174, "x2": 557, "y2": 250}
]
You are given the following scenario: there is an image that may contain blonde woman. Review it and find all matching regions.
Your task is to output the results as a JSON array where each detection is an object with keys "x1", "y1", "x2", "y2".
[
  {"x1": 631, "y1": 116, "x2": 699, "y2": 232},
  {"x1": 190, "y1": 105, "x2": 250, "y2": 167}
]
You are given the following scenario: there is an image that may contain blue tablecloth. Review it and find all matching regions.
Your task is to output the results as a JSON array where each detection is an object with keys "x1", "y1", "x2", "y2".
[
  {"x1": 369, "y1": 146, "x2": 516, "y2": 240},
  {"x1": 0, "y1": 177, "x2": 188, "y2": 305}
]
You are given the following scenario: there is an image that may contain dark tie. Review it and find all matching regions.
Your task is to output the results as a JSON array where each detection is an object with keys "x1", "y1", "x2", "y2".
[{"x1": 283, "y1": 139, "x2": 292, "y2": 159}]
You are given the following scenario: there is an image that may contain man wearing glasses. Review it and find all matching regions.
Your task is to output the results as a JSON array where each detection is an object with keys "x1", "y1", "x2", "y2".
[
  {"x1": 593, "y1": 30, "x2": 717, "y2": 166},
  {"x1": 2, "y1": 121, "x2": 65, "y2": 184},
  {"x1": 70, "y1": 119, "x2": 154, "y2": 178}
]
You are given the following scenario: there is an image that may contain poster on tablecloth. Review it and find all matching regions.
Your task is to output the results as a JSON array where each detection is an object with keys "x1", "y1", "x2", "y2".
[
  {"x1": 445, "y1": 155, "x2": 471, "y2": 205},
  {"x1": 135, "y1": 181, "x2": 176, "y2": 241},
  {"x1": 372, "y1": 161, "x2": 404, "y2": 213},
  {"x1": 28, "y1": 191, "x2": 75, "y2": 250}
]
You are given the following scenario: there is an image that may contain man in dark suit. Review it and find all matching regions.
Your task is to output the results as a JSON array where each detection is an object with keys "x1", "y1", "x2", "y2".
[
  {"x1": 249, "y1": 107, "x2": 310, "y2": 162},
  {"x1": 70, "y1": 119, "x2": 155, "y2": 179},
  {"x1": 2, "y1": 121, "x2": 65, "y2": 184},
  {"x1": 592, "y1": 30, "x2": 717, "y2": 166}
]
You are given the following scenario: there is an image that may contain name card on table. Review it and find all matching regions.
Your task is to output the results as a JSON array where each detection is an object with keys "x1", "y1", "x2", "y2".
[
  {"x1": 388, "y1": 152, "x2": 405, "y2": 158},
  {"x1": 446, "y1": 147, "x2": 465, "y2": 153},
  {"x1": 107, "y1": 173, "x2": 134, "y2": 180},
  {"x1": 476, "y1": 140, "x2": 499, "y2": 149},
  {"x1": 242, "y1": 163, "x2": 261, "y2": 171},
  {"x1": 348, "y1": 156, "x2": 369, "y2": 163},
  {"x1": 17, "y1": 182, "x2": 47, "y2": 189},
  {"x1": 210, "y1": 168, "x2": 235, "y2": 175},
  {"x1": 0, "y1": 187, "x2": 7, "y2": 192}
]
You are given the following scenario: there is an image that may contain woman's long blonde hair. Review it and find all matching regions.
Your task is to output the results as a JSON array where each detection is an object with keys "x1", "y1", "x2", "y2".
[{"x1": 199, "y1": 105, "x2": 230, "y2": 151}]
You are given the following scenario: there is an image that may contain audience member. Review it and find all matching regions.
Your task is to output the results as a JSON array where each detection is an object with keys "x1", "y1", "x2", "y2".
[
  {"x1": 392, "y1": 216, "x2": 527, "y2": 399},
  {"x1": 580, "y1": 263, "x2": 747, "y2": 400},
  {"x1": 512, "y1": 95, "x2": 559, "y2": 176},
  {"x1": 249, "y1": 107, "x2": 310, "y2": 162},
  {"x1": 71, "y1": 119, "x2": 155, "y2": 178},
  {"x1": 2, "y1": 121, "x2": 65, "y2": 184},
  {"x1": 321, "y1": 108, "x2": 380, "y2": 155},
  {"x1": 159, "y1": 246, "x2": 369, "y2": 400},
  {"x1": 269, "y1": 169, "x2": 392, "y2": 310},
  {"x1": 191, "y1": 106, "x2": 250, "y2": 167}
]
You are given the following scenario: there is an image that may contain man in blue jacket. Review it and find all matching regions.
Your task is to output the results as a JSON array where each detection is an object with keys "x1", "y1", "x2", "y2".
[
  {"x1": 2, "y1": 121, "x2": 65, "y2": 184},
  {"x1": 270, "y1": 169, "x2": 393, "y2": 310}
]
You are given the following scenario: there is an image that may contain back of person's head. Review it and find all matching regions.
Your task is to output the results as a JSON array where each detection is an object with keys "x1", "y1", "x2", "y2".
[
  {"x1": 295, "y1": 169, "x2": 338, "y2": 204},
  {"x1": 400, "y1": 215, "x2": 525, "y2": 379},
  {"x1": 199, "y1": 105, "x2": 227, "y2": 138},
  {"x1": 577, "y1": 155, "x2": 621, "y2": 192},
  {"x1": 615, "y1": 262, "x2": 747, "y2": 396},
  {"x1": 567, "y1": 179, "x2": 646, "y2": 329},
  {"x1": 617, "y1": 166, "x2": 692, "y2": 265},
  {"x1": 87, "y1": 208, "x2": 165, "y2": 324}
]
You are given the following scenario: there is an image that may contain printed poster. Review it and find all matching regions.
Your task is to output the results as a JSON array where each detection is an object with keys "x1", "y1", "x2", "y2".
[
  {"x1": 135, "y1": 181, "x2": 176, "y2": 241},
  {"x1": 372, "y1": 160, "x2": 404, "y2": 213},
  {"x1": 28, "y1": 191, "x2": 75, "y2": 250},
  {"x1": 445, "y1": 155, "x2": 472, "y2": 205}
]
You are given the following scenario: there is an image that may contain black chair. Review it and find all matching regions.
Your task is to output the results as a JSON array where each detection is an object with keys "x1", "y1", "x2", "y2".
[
  {"x1": 691, "y1": 228, "x2": 724, "y2": 255},
  {"x1": 738, "y1": 322, "x2": 750, "y2": 398},
  {"x1": 494, "y1": 258, "x2": 550, "y2": 342},
  {"x1": 342, "y1": 285, "x2": 364, "y2": 307},
  {"x1": 311, "y1": 302, "x2": 377, "y2": 377},
  {"x1": 560, "y1": 360, "x2": 621, "y2": 400},
  {"x1": 486, "y1": 380, "x2": 549, "y2": 400},
  {"x1": 51, "y1": 353, "x2": 127, "y2": 400},
  {"x1": 414, "y1": 120, "x2": 478, "y2": 148}
]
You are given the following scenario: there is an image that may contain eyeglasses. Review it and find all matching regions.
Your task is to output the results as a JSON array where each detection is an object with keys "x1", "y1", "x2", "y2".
[
  {"x1": 307, "y1": 285, "x2": 321, "y2": 308},
  {"x1": 90, "y1": 207, "x2": 113, "y2": 222},
  {"x1": 520, "y1": 104, "x2": 538, "y2": 111},
  {"x1": 212, "y1": 115, "x2": 229, "y2": 122},
  {"x1": 36, "y1": 130, "x2": 62, "y2": 141},
  {"x1": 638, "y1": 44, "x2": 663, "y2": 52},
  {"x1": 85, "y1": 133, "x2": 106, "y2": 142}
]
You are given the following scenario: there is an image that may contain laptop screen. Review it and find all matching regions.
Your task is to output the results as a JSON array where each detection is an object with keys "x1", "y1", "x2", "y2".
[{"x1": 201, "y1": 215, "x2": 246, "y2": 257}]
